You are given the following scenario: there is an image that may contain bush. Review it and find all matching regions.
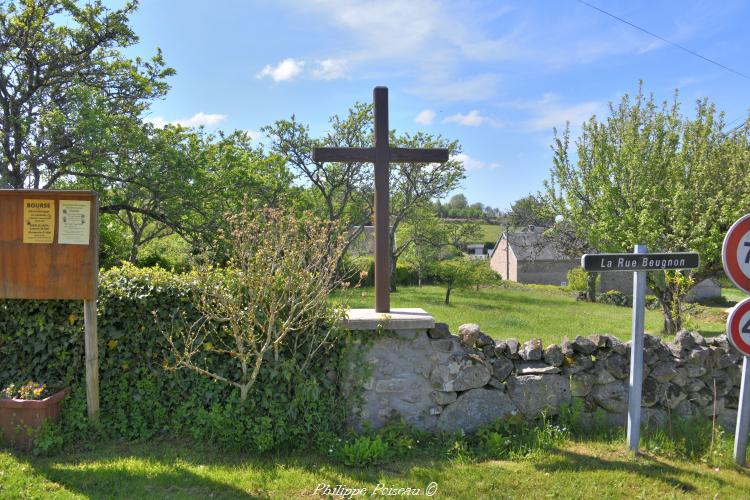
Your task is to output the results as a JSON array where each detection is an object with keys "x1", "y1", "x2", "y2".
[
  {"x1": 566, "y1": 268, "x2": 589, "y2": 292},
  {"x1": 0, "y1": 264, "x2": 348, "y2": 452},
  {"x1": 339, "y1": 256, "x2": 375, "y2": 287},
  {"x1": 395, "y1": 260, "x2": 419, "y2": 286},
  {"x1": 597, "y1": 290, "x2": 632, "y2": 307}
]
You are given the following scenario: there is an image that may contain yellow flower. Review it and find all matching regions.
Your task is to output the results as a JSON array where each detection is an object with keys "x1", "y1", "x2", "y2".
[
  {"x1": 107, "y1": 339, "x2": 118, "y2": 350},
  {"x1": 68, "y1": 313, "x2": 77, "y2": 325}
]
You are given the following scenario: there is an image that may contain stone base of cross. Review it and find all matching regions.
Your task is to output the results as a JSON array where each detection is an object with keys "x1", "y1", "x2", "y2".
[{"x1": 314, "y1": 87, "x2": 449, "y2": 312}]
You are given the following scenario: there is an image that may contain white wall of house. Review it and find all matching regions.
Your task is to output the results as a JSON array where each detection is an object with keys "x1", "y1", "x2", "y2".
[{"x1": 490, "y1": 235, "x2": 517, "y2": 281}]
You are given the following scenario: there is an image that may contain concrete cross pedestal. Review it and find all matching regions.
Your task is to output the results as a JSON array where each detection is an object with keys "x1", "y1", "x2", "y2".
[{"x1": 343, "y1": 308, "x2": 435, "y2": 331}]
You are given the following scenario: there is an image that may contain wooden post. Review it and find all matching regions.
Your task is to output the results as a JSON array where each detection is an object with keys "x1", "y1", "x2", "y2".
[
  {"x1": 83, "y1": 299, "x2": 99, "y2": 424},
  {"x1": 373, "y1": 87, "x2": 390, "y2": 313},
  {"x1": 627, "y1": 244, "x2": 647, "y2": 453}
]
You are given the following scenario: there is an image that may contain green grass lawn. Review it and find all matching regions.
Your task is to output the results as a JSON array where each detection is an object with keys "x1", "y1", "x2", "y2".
[
  {"x1": 339, "y1": 284, "x2": 728, "y2": 345},
  {"x1": 477, "y1": 223, "x2": 502, "y2": 244},
  {"x1": 2, "y1": 438, "x2": 750, "y2": 499}
]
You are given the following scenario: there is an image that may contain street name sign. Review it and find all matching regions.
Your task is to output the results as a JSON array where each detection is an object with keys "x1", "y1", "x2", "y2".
[
  {"x1": 581, "y1": 245, "x2": 699, "y2": 455},
  {"x1": 581, "y1": 252, "x2": 699, "y2": 272},
  {"x1": 723, "y1": 213, "x2": 750, "y2": 466}
]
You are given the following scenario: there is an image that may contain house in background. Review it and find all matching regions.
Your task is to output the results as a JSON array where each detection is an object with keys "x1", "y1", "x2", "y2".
[
  {"x1": 347, "y1": 226, "x2": 376, "y2": 257},
  {"x1": 490, "y1": 226, "x2": 576, "y2": 286},
  {"x1": 489, "y1": 226, "x2": 631, "y2": 292},
  {"x1": 466, "y1": 243, "x2": 488, "y2": 259},
  {"x1": 685, "y1": 278, "x2": 722, "y2": 303}
]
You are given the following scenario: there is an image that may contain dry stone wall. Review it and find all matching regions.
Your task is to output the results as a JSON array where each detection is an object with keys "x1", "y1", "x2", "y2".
[{"x1": 347, "y1": 324, "x2": 744, "y2": 433}]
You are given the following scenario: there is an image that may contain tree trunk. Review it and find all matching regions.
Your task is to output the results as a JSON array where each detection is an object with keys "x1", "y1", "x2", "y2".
[
  {"x1": 586, "y1": 272, "x2": 598, "y2": 302},
  {"x1": 240, "y1": 384, "x2": 250, "y2": 401},
  {"x1": 444, "y1": 286, "x2": 452, "y2": 305},
  {"x1": 657, "y1": 285, "x2": 681, "y2": 335},
  {"x1": 390, "y1": 255, "x2": 398, "y2": 292}
]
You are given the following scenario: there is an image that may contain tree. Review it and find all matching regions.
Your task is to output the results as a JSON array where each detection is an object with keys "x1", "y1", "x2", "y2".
[
  {"x1": 401, "y1": 209, "x2": 480, "y2": 286},
  {"x1": 262, "y1": 104, "x2": 373, "y2": 258},
  {"x1": 165, "y1": 206, "x2": 350, "y2": 401},
  {"x1": 388, "y1": 132, "x2": 464, "y2": 290},
  {"x1": 263, "y1": 104, "x2": 465, "y2": 290},
  {"x1": 73, "y1": 123, "x2": 293, "y2": 263},
  {"x1": 433, "y1": 258, "x2": 499, "y2": 305},
  {"x1": 447, "y1": 193, "x2": 467, "y2": 212},
  {"x1": 509, "y1": 195, "x2": 554, "y2": 228},
  {"x1": 0, "y1": 0, "x2": 173, "y2": 189},
  {"x1": 546, "y1": 84, "x2": 750, "y2": 333}
]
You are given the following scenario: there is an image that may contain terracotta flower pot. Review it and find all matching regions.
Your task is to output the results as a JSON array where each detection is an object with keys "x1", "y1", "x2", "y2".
[{"x1": 0, "y1": 387, "x2": 69, "y2": 450}]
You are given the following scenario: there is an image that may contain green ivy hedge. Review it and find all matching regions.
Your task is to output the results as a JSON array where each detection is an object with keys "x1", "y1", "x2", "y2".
[{"x1": 0, "y1": 264, "x2": 347, "y2": 452}]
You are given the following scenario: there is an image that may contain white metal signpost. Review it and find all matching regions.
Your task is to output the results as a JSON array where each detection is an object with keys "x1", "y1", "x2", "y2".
[
  {"x1": 582, "y1": 246, "x2": 700, "y2": 454},
  {"x1": 722, "y1": 213, "x2": 750, "y2": 466}
]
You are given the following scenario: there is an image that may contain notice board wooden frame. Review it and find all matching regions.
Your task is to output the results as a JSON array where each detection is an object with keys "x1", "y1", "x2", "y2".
[{"x1": 0, "y1": 190, "x2": 100, "y2": 423}]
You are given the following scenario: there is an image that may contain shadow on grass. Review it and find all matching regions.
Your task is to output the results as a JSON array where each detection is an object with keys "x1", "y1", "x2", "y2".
[
  {"x1": 533, "y1": 448, "x2": 727, "y2": 493},
  {"x1": 34, "y1": 463, "x2": 256, "y2": 499},
  {"x1": 19, "y1": 440, "x2": 458, "y2": 499}
]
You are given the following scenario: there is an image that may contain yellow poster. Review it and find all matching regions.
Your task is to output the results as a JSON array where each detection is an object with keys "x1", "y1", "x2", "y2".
[
  {"x1": 23, "y1": 199, "x2": 55, "y2": 244},
  {"x1": 58, "y1": 200, "x2": 91, "y2": 245}
]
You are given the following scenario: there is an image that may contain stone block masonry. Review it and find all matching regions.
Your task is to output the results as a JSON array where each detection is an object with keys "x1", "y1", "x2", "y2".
[{"x1": 344, "y1": 311, "x2": 744, "y2": 434}]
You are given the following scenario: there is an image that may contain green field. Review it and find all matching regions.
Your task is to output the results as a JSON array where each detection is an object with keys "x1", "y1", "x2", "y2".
[
  {"x1": 477, "y1": 223, "x2": 502, "y2": 244},
  {"x1": 340, "y1": 284, "x2": 729, "y2": 344},
  {"x1": 2, "y1": 437, "x2": 749, "y2": 499}
]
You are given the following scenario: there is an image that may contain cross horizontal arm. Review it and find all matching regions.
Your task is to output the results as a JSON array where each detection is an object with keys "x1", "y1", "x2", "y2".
[
  {"x1": 313, "y1": 147, "x2": 375, "y2": 163},
  {"x1": 389, "y1": 148, "x2": 449, "y2": 163}
]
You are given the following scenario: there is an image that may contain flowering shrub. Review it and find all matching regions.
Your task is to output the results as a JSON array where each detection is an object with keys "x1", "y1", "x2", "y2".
[{"x1": 2, "y1": 381, "x2": 49, "y2": 400}]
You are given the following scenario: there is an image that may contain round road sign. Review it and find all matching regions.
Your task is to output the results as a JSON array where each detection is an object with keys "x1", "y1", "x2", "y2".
[
  {"x1": 727, "y1": 297, "x2": 750, "y2": 357},
  {"x1": 722, "y1": 213, "x2": 750, "y2": 294}
]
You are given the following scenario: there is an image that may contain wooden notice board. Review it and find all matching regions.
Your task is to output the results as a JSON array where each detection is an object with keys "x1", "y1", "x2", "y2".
[{"x1": 0, "y1": 190, "x2": 98, "y2": 300}]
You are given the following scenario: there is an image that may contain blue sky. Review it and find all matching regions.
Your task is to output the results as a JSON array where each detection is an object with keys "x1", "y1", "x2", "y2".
[{"x1": 120, "y1": 0, "x2": 750, "y2": 210}]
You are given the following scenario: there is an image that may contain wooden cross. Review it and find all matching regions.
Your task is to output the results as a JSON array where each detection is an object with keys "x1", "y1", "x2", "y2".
[{"x1": 313, "y1": 86, "x2": 449, "y2": 313}]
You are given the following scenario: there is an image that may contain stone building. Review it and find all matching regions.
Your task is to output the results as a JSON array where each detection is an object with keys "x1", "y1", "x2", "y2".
[
  {"x1": 490, "y1": 226, "x2": 577, "y2": 286},
  {"x1": 490, "y1": 226, "x2": 632, "y2": 293}
]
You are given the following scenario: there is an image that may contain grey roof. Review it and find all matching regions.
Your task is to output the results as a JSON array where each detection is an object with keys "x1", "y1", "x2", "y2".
[{"x1": 497, "y1": 227, "x2": 569, "y2": 261}]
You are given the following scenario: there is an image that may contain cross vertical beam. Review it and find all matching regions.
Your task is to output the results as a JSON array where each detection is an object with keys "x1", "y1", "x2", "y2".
[{"x1": 373, "y1": 87, "x2": 390, "y2": 312}]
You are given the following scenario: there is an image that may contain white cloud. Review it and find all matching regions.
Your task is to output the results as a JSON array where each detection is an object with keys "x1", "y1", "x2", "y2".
[
  {"x1": 443, "y1": 110, "x2": 502, "y2": 127},
  {"x1": 145, "y1": 112, "x2": 227, "y2": 128},
  {"x1": 414, "y1": 109, "x2": 436, "y2": 125},
  {"x1": 411, "y1": 74, "x2": 502, "y2": 102},
  {"x1": 453, "y1": 153, "x2": 500, "y2": 171},
  {"x1": 311, "y1": 58, "x2": 348, "y2": 80},
  {"x1": 257, "y1": 58, "x2": 305, "y2": 82},
  {"x1": 144, "y1": 116, "x2": 169, "y2": 128},
  {"x1": 244, "y1": 129, "x2": 263, "y2": 141},
  {"x1": 526, "y1": 100, "x2": 601, "y2": 131}
]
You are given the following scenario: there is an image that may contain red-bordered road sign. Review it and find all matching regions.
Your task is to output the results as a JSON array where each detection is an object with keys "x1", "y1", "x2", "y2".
[
  {"x1": 727, "y1": 297, "x2": 750, "y2": 357},
  {"x1": 723, "y1": 213, "x2": 750, "y2": 294}
]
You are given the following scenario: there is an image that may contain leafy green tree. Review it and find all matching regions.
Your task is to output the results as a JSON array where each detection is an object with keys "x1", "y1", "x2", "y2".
[
  {"x1": 72, "y1": 123, "x2": 293, "y2": 263},
  {"x1": 264, "y1": 104, "x2": 465, "y2": 290},
  {"x1": 447, "y1": 193, "x2": 467, "y2": 211},
  {"x1": 546, "y1": 84, "x2": 750, "y2": 333},
  {"x1": 433, "y1": 258, "x2": 499, "y2": 305},
  {"x1": 0, "y1": 0, "x2": 173, "y2": 189},
  {"x1": 401, "y1": 209, "x2": 480, "y2": 286},
  {"x1": 509, "y1": 195, "x2": 554, "y2": 228}
]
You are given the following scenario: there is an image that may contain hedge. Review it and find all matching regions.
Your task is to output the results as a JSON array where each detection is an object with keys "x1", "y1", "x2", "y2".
[{"x1": 0, "y1": 264, "x2": 347, "y2": 452}]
